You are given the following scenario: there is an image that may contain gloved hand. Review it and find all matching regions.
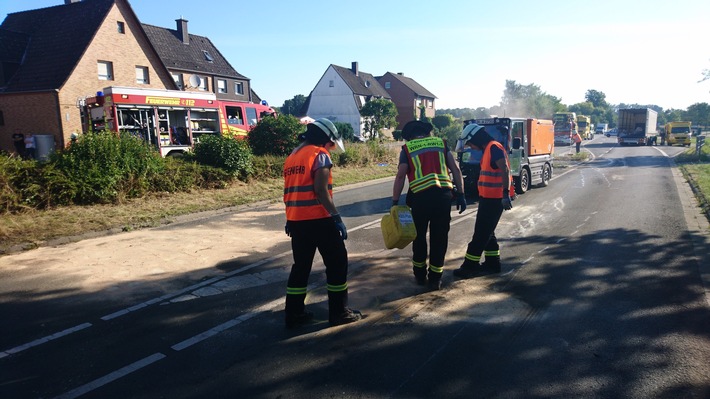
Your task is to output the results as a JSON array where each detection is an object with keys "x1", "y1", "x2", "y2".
[
  {"x1": 284, "y1": 221, "x2": 292, "y2": 237},
  {"x1": 332, "y1": 214, "x2": 348, "y2": 240},
  {"x1": 501, "y1": 196, "x2": 513, "y2": 211},
  {"x1": 456, "y1": 193, "x2": 467, "y2": 214}
]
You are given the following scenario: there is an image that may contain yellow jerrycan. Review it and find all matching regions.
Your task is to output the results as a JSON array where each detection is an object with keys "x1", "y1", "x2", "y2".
[{"x1": 381, "y1": 205, "x2": 417, "y2": 249}]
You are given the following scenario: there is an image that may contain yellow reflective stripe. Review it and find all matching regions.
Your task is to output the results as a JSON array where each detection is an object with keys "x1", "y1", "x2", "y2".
[
  {"x1": 286, "y1": 286, "x2": 307, "y2": 295},
  {"x1": 465, "y1": 253, "x2": 481, "y2": 262},
  {"x1": 484, "y1": 250, "x2": 500, "y2": 257},
  {"x1": 327, "y1": 282, "x2": 348, "y2": 292},
  {"x1": 410, "y1": 173, "x2": 454, "y2": 192},
  {"x1": 429, "y1": 264, "x2": 443, "y2": 273},
  {"x1": 413, "y1": 260, "x2": 427, "y2": 269}
]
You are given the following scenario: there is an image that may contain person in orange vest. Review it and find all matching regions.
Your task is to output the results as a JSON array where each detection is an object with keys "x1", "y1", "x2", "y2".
[
  {"x1": 453, "y1": 123, "x2": 514, "y2": 279},
  {"x1": 283, "y1": 118, "x2": 362, "y2": 328},
  {"x1": 571, "y1": 130, "x2": 582, "y2": 153},
  {"x1": 392, "y1": 120, "x2": 466, "y2": 290}
]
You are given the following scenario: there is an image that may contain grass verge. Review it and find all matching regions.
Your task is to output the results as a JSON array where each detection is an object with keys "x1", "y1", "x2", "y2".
[{"x1": 0, "y1": 162, "x2": 399, "y2": 254}]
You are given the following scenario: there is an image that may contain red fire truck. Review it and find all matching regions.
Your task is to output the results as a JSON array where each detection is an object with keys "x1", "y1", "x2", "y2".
[{"x1": 85, "y1": 86, "x2": 275, "y2": 157}]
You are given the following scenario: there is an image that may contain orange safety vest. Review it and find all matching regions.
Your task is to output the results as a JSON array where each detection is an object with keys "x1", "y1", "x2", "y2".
[
  {"x1": 572, "y1": 132, "x2": 582, "y2": 143},
  {"x1": 403, "y1": 136, "x2": 454, "y2": 193},
  {"x1": 283, "y1": 144, "x2": 333, "y2": 221},
  {"x1": 478, "y1": 141, "x2": 513, "y2": 199}
]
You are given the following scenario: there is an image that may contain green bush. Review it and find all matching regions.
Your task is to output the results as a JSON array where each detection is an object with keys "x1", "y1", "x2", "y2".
[
  {"x1": 51, "y1": 131, "x2": 163, "y2": 204},
  {"x1": 251, "y1": 155, "x2": 286, "y2": 180},
  {"x1": 331, "y1": 141, "x2": 398, "y2": 167},
  {"x1": 248, "y1": 115, "x2": 303, "y2": 156},
  {"x1": 192, "y1": 134, "x2": 253, "y2": 180}
]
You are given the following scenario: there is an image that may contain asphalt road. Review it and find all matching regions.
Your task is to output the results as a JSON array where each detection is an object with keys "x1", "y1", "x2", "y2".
[{"x1": 0, "y1": 135, "x2": 708, "y2": 398}]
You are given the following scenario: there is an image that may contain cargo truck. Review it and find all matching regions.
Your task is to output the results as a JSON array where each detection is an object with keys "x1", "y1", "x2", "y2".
[
  {"x1": 458, "y1": 117, "x2": 554, "y2": 197},
  {"x1": 553, "y1": 112, "x2": 576, "y2": 145},
  {"x1": 664, "y1": 121, "x2": 692, "y2": 146},
  {"x1": 577, "y1": 115, "x2": 593, "y2": 140},
  {"x1": 596, "y1": 123, "x2": 608, "y2": 135},
  {"x1": 617, "y1": 108, "x2": 658, "y2": 146}
]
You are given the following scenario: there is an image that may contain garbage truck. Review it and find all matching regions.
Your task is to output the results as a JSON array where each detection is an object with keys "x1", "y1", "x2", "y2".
[{"x1": 458, "y1": 117, "x2": 555, "y2": 197}]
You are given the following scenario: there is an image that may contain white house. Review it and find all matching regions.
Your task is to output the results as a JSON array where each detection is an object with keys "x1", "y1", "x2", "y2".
[{"x1": 305, "y1": 62, "x2": 391, "y2": 139}]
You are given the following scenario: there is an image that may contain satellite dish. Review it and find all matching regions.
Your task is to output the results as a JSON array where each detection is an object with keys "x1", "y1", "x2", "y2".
[{"x1": 188, "y1": 75, "x2": 202, "y2": 87}]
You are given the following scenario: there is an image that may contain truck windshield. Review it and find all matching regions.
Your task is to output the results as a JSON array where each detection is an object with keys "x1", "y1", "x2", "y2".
[{"x1": 671, "y1": 127, "x2": 690, "y2": 133}]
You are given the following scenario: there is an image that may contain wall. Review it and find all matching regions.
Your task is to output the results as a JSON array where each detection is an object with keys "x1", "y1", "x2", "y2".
[
  {"x1": 56, "y1": 1, "x2": 174, "y2": 147},
  {"x1": 306, "y1": 66, "x2": 363, "y2": 137},
  {"x1": 0, "y1": 92, "x2": 60, "y2": 155}
]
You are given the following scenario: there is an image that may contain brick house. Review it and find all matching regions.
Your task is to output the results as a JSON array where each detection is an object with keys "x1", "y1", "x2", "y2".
[
  {"x1": 141, "y1": 19, "x2": 261, "y2": 104},
  {"x1": 0, "y1": 0, "x2": 175, "y2": 155},
  {"x1": 305, "y1": 62, "x2": 391, "y2": 139},
  {"x1": 0, "y1": 0, "x2": 262, "y2": 156},
  {"x1": 376, "y1": 72, "x2": 437, "y2": 130}
]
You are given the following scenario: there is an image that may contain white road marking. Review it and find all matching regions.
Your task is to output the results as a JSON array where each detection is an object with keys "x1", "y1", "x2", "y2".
[
  {"x1": 54, "y1": 352, "x2": 166, "y2": 399},
  {"x1": 0, "y1": 323, "x2": 92, "y2": 359}
]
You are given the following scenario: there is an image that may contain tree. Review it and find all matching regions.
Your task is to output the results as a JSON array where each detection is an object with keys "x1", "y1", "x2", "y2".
[
  {"x1": 248, "y1": 114, "x2": 303, "y2": 156},
  {"x1": 333, "y1": 122, "x2": 356, "y2": 142},
  {"x1": 359, "y1": 98, "x2": 398, "y2": 139},
  {"x1": 432, "y1": 114, "x2": 455, "y2": 130},
  {"x1": 569, "y1": 102, "x2": 594, "y2": 117},
  {"x1": 280, "y1": 95, "x2": 307, "y2": 116},
  {"x1": 500, "y1": 80, "x2": 563, "y2": 118},
  {"x1": 584, "y1": 90, "x2": 608, "y2": 108},
  {"x1": 685, "y1": 102, "x2": 710, "y2": 127}
]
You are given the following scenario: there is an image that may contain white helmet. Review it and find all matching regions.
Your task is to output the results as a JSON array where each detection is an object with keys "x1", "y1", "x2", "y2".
[
  {"x1": 460, "y1": 123, "x2": 484, "y2": 143},
  {"x1": 311, "y1": 118, "x2": 344, "y2": 151}
]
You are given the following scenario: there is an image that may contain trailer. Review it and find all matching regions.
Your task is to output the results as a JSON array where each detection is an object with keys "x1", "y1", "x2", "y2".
[{"x1": 617, "y1": 108, "x2": 658, "y2": 146}]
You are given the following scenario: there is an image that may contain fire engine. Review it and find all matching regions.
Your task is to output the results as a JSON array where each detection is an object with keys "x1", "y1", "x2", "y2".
[{"x1": 85, "y1": 86, "x2": 276, "y2": 157}]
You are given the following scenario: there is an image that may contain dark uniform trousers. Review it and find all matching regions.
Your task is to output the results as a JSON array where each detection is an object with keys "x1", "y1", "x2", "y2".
[
  {"x1": 286, "y1": 217, "x2": 349, "y2": 319},
  {"x1": 408, "y1": 188, "x2": 452, "y2": 280},
  {"x1": 465, "y1": 197, "x2": 503, "y2": 260}
]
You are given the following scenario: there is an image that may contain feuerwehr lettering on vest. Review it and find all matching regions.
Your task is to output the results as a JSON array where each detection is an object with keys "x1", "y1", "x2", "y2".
[{"x1": 284, "y1": 165, "x2": 306, "y2": 177}]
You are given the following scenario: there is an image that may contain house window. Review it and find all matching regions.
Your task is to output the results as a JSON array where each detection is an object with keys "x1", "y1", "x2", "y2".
[
  {"x1": 117, "y1": 21, "x2": 125, "y2": 34},
  {"x1": 217, "y1": 79, "x2": 227, "y2": 93},
  {"x1": 234, "y1": 82, "x2": 244, "y2": 95},
  {"x1": 97, "y1": 61, "x2": 113, "y2": 80},
  {"x1": 203, "y1": 50, "x2": 214, "y2": 62},
  {"x1": 384, "y1": 81, "x2": 391, "y2": 89},
  {"x1": 135, "y1": 66, "x2": 149, "y2": 84},
  {"x1": 198, "y1": 76, "x2": 207, "y2": 91},
  {"x1": 0, "y1": 110, "x2": 4, "y2": 126},
  {"x1": 172, "y1": 72, "x2": 183, "y2": 89},
  {"x1": 329, "y1": 80, "x2": 334, "y2": 87}
]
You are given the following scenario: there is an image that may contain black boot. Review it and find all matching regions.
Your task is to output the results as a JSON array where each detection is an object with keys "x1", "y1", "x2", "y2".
[
  {"x1": 285, "y1": 293, "x2": 313, "y2": 328},
  {"x1": 453, "y1": 259, "x2": 480, "y2": 279},
  {"x1": 328, "y1": 290, "x2": 362, "y2": 326},
  {"x1": 413, "y1": 266, "x2": 427, "y2": 285},
  {"x1": 481, "y1": 256, "x2": 501, "y2": 273},
  {"x1": 427, "y1": 271, "x2": 442, "y2": 291}
]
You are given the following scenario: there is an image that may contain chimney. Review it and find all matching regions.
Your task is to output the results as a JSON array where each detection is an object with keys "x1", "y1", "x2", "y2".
[
  {"x1": 65, "y1": 0, "x2": 81, "y2": 4},
  {"x1": 176, "y1": 18, "x2": 189, "y2": 45},
  {"x1": 397, "y1": 72, "x2": 404, "y2": 76},
  {"x1": 351, "y1": 62, "x2": 358, "y2": 76}
]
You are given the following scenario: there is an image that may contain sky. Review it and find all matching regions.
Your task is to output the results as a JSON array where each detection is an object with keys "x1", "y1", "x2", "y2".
[{"x1": 2, "y1": 0, "x2": 709, "y2": 111}]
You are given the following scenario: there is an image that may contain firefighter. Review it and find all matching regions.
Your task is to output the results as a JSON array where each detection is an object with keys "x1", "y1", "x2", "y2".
[
  {"x1": 283, "y1": 118, "x2": 362, "y2": 328},
  {"x1": 392, "y1": 120, "x2": 466, "y2": 290},
  {"x1": 453, "y1": 123, "x2": 513, "y2": 279}
]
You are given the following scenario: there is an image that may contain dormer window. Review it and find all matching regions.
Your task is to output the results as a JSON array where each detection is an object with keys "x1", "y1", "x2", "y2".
[
  {"x1": 365, "y1": 81, "x2": 371, "y2": 88},
  {"x1": 202, "y1": 50, "x2": 213, "y2": 62}
]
